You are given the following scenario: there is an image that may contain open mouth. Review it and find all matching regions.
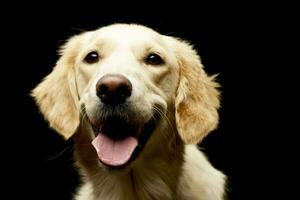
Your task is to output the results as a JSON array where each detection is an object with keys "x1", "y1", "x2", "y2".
[{"x1": 90, "y1": 112, "x2": 158, "y2": 168}]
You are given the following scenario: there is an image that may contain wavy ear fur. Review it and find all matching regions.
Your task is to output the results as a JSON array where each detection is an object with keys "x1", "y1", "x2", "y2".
[
  {"x1": 31, "y1": 35, "x2": 83, "y2": 139},
  {"x1": 170, "y1": 37, "x2": 220, "y2": 144}
]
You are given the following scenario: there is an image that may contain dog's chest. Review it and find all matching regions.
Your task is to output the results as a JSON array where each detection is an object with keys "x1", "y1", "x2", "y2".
[{"x1": 92, "y1": 171, "x2": 175, "y2": 200}]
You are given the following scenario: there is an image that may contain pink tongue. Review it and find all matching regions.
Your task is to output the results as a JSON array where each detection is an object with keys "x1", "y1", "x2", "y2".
[{"x1": 92, "y1": 133, "x2": 138, "y2": 166}]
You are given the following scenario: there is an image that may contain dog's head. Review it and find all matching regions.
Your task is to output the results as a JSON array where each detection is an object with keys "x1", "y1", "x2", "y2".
[{"x1": 32, "y1": 24, "x2": 220, "y2": 169}]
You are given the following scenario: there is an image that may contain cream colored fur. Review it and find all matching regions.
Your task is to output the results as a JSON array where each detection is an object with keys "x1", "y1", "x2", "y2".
[{"x1": 32, "y1": 24, "x2": 226, "y2": 200}]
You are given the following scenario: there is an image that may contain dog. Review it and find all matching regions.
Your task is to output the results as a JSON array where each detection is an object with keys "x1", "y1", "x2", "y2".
[{"x1": 32, "y1": 23, "x2": 226, "y2": 200}]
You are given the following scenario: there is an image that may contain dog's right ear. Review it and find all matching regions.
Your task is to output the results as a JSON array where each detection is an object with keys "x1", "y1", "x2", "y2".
[{"x1": 31, "y1": 34, "x2": 84, "y2": 139}]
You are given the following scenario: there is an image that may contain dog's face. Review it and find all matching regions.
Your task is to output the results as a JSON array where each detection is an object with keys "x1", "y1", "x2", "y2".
[
  {"x1": 76, "y1": 25, "x2": 179, "y2": 167},
  {"x1": 32, "y1": 24, "x2": 220, "y2": 169}
]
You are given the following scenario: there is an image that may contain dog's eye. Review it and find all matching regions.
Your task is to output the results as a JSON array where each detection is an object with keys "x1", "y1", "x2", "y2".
[
  {"x1": 84, "y1": 51, "x2": 99, "y2": 64},
  {"x1": 145, "y1": 53, "x2": 164, "y2": 66}
]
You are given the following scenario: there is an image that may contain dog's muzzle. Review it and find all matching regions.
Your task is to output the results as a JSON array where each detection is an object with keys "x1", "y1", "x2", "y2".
[{"x1": 88, "y1": 74, "x2": 160, "y2": 168}]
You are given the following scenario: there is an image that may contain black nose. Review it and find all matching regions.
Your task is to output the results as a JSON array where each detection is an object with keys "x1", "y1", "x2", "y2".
[{"x1": 96, "y1": 74, "x2": 132, "y2": 105}]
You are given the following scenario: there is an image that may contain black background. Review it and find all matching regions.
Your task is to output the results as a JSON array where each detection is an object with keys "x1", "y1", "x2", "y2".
[{"x1": 1, "y1": 3, "x2": 277, "y2": 200}]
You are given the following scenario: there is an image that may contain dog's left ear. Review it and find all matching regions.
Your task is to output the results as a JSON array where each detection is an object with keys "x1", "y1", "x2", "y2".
[
  {"x1": 169, "y1": 37, "x2": 220, "y2": 144},
  {"x1": 31, "y1": 34, "x2": 83, "y2": 139}
]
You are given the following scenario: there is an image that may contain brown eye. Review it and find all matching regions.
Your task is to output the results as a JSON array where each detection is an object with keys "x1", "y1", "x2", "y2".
[
  {"x1": 145, "y1": 53, "x2": 164, "y2": 66},
  {"x1": 84, "y1": 51, "x2": 99, "y2": 64}
]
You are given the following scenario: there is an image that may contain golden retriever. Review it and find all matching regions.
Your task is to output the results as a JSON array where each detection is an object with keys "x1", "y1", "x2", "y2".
[{"x1": 32, "y1": 24, "x2": 226, "y2": 200}]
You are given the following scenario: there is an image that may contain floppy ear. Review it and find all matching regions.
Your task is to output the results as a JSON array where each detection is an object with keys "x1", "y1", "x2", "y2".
[
  {"x1": 31, "y1": 35, "x2": 83, "y2": 139},
  {"x1": 171, "y1": 38, "x2": 220, "y2": 144}
]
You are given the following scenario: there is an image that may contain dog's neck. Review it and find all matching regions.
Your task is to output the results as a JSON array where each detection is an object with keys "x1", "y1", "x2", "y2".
[{"x1": 73, "y1": 122, "x2": 184, "y2": 200}]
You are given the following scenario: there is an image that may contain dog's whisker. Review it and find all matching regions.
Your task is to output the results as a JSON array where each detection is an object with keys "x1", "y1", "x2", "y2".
[
  {"x1": 153, "y1": 105, "x2": 176, "y2": 135},
  {"x1": 69, "y1": 26, "x2": 88, "y2": 33},
  {"x1": 44, "y1": 144, "x2": 74, "y2": 161},
  {"x1": 153, "y1": 105, "x2": 177, "y2": 146},
  {"x1": 79, "y1": 105, "x2": 90, "y2": 127}
]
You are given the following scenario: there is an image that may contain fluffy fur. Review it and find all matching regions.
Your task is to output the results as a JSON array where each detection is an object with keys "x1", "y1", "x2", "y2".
[{"x1": 32, "y1": 24, "x2": 226, "y2": 200}]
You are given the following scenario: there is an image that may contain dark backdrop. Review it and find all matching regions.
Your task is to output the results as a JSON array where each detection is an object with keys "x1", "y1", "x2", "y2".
[{"x1": 1, "y1": 5, "x2": 262, "y2": 200}]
